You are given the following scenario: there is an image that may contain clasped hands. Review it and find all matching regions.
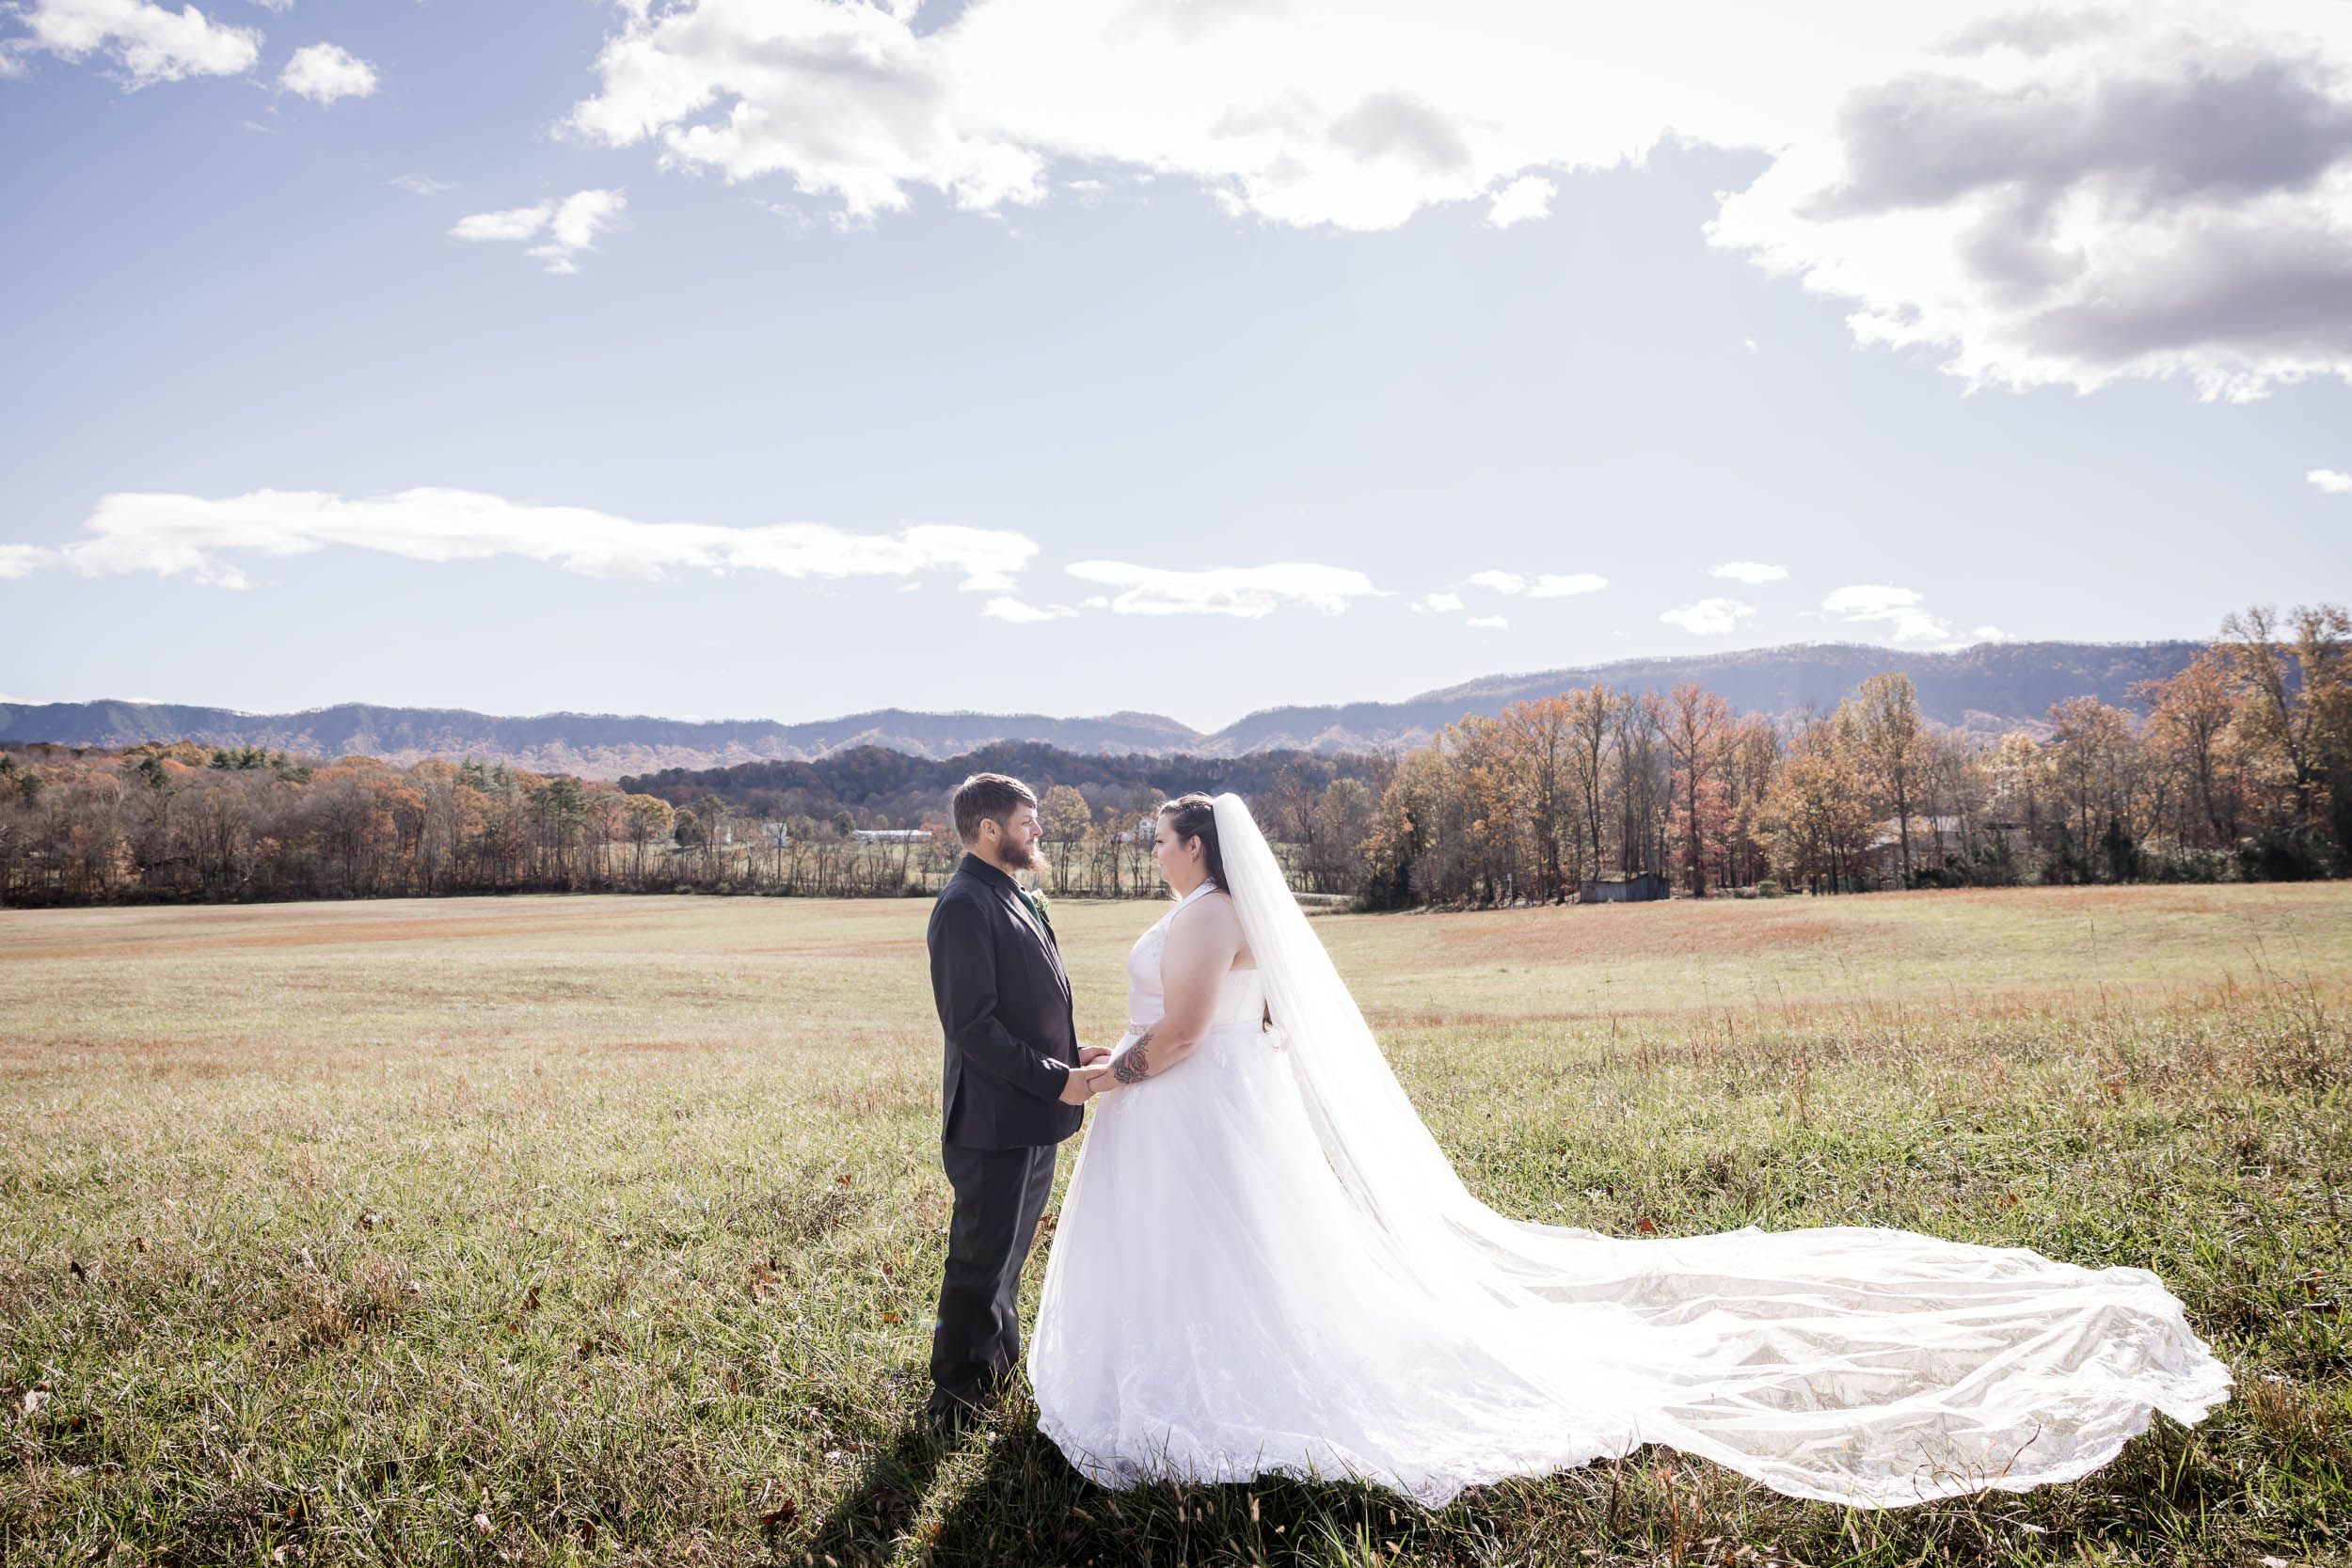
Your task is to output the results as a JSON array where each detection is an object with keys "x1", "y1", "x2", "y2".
[{"x1": 1057, "y1": 1044, "x2": 1119, "y2": 1104}]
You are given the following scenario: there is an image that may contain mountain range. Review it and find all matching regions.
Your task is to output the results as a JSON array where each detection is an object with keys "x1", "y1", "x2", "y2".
[{"x1": 0, "y1": 640, "x2": 2205, "y2": 778}]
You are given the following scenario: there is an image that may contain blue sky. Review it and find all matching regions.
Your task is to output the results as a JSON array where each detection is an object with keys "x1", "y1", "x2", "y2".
[{"x1": 3, "y1": 0, "x2": 2348, "y2": 732}]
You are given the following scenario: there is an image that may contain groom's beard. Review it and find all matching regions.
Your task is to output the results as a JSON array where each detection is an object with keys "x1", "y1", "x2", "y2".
[{"x1": 1001, "y1": 840, "x2": 1043, "y2": 873}]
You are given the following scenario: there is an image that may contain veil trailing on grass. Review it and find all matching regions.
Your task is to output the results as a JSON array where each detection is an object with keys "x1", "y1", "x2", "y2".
[{"x1": 1208, "y1": 792, "x2": 2233, "y2": 1507}]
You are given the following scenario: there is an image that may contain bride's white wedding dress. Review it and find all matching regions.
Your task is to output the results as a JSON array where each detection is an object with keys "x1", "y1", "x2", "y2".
[{"x1": 1028, "y1": 797, "x2": 2231, "y2": 1509}]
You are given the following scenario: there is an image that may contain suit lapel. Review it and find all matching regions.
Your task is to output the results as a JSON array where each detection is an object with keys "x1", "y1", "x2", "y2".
[{"x1": 1006, "y1": 886, "x2": 1072, "y2": 999}]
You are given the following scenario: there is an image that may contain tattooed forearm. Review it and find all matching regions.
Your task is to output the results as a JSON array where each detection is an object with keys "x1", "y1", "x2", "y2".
[{"x1": 1111, "y1": 1030, "x2": 1154, "y2": 1085}]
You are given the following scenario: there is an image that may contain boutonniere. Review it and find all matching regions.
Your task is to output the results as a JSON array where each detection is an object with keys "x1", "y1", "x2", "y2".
[{"x1": 1026, "y1": 887, "x2": 1053, "y2": 923}]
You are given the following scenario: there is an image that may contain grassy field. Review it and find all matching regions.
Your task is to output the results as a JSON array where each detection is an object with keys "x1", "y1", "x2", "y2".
[{"x1": 2, "y1": 884, "x2": 2348, "y2": 1567}]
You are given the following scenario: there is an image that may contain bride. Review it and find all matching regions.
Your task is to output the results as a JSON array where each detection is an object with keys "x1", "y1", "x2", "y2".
[{"x1": 1026, "y1": 793, "x2": 2231, "y2": 1509}]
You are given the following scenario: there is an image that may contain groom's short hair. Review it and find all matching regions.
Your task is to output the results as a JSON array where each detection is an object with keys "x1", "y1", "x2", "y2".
[{"x1": 952, "y1": 772, "x2": 1038, "y2": 847}]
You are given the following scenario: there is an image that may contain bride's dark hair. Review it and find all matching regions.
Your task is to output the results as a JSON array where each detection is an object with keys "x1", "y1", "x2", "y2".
[{"x1": 1159, "y1": 794, "x2": 1227, "y2": 890}]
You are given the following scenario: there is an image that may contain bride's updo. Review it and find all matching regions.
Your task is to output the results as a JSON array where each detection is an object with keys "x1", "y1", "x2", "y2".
[{"x1": 1159, "y1": 793, "x2": 1228, "y2": 890}]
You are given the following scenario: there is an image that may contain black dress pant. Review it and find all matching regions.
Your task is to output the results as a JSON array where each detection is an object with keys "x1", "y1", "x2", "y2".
[{"x1": 930, "y1": 1139, "x2": 1058, "y2": 1412}]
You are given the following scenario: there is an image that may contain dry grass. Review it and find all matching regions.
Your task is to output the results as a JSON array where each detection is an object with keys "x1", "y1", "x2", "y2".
[{"x1": 2, "y1": 885, "x2": 2348, "y2": 1566}]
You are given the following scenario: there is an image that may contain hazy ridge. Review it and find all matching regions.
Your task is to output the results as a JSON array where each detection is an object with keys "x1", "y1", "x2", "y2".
[{"x1": 0, "y1": 640, "x2": 2204, "y2": 778}]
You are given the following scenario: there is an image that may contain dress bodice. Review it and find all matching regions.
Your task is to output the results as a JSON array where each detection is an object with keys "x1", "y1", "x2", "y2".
[{"x1": 1125, "y1": 884, "x2": 1264, "y2": 1036}]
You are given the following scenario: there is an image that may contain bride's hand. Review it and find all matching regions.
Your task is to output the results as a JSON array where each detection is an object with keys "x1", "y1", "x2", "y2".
[{"x1": 1078, "y1": 1044, "x2": 1112, "y2": 1066}]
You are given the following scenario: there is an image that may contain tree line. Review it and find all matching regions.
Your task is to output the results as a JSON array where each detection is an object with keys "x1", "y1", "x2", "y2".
[
  {"x1": 1, "y1": 604, "x2": 2342, "y2": 909},
  {"x1": 1359, "y1": 604, "x2": 2350, "y2": 907},
  {"x1": 0, "y1": 739, "x2": 1384, "y2": 906}
]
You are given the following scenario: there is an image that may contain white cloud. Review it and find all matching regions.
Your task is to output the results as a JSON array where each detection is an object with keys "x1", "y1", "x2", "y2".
[
  {"x1": 452, "y1": 202, "x2": 555, "y2": 243},
  {"x1": 1414, "y1": 592, "x2": 1466, "y2": 614},
  {"x1": 1820, "y1": 583, "x2": 1921, "y2": 617},
  {"x1": 1709, "y1": 560, "x2": 1787, "y2": 583},
  {"x1": 2310, "y1": 467, "x2": 2352, "y2": 493},
  {"x1": 0, "y1": 545, "x2": 58, "y2": 578},
  {"x1": 278, "y1": 40, "x2": 373, "y2": 102},
  {"x1": 6, "y1": 0, "x2": 262, "y2": 87},
  {"x1": 564, "y1": 0, "x2": 2352, "y2": 398},
  {"x1": 981, "y1": 596, "x2": 1075, "y2": 623},
  {"x1": 21, "y1": 488, "x2": 1037, "y2": 592},
  {"x1": 389, "y1": 174, "x2": 453, "y2": 196},
  {"x1": 1064, "y1": 560, "x2": 1378, "y2": 617},
  {"x1": 451, "y1": 189, "x2": 627, "y2": 273},
  {"x1": 1486, "y1": 173, "x2": 1555, "y2": 228},
  {"x1": 1467, "y1": 614, "x2": 1509, "y2": 629},
  {"x1": 1710, "y1": 12, "x2": 2352, "y2": 400},
  {"x1": 567, "y1": 0, "x2": 1852, "y2": 230},
  {"x1": 1820, "y1": 582, "x2": 1953, "y2": 642},
  {"x1": 1659, "y1": 597, "x2": 1756, "y2": 635},
  {"x1": 1464, "y1": 569, "x2": 1604, "y2": 596},
  {"x1": 1972, "y1": 626, "x2": 2011, "y2": 642}
]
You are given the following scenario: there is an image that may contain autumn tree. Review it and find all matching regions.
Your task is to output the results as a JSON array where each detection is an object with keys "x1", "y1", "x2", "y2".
[
  {"x1": 622, "y1": 794, "x2": 674, "y2": 880},
  {"x1": 2219, "y1": 603, "x2": 2352, "y2": 863},
  {"x1": 1851, "y1": 673, "x2": 1929, "y2": 886},
  {"x1": 1757, "y1": 712, "x2": 1876, "y2": 894},
  {"x1": 1564, "y1": 684, "x2": 1626, "y2": 879},
  {"x1": 1661, "y1": 682, "x2": 1732, "y2": 895},
  {"x1": 1039, "y1": 784, "x2": 1092, "y2": 895}
]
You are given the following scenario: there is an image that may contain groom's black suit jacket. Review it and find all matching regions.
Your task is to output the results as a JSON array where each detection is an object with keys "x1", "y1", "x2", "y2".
[{"x1": 928, "y1": 853, "x2": 1084, "y2": 1150}]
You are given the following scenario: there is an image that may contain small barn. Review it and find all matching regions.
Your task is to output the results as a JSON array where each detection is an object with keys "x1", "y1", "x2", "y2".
[{"x1": 1580, "y1": 872, "x2": 1670, "y2": 904}]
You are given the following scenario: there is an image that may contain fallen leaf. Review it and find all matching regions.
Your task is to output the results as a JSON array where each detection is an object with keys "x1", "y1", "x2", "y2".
[
  {"x1": 881, "y1": 1312, "x2": 902, "y2": 1324},
  {"x1": 22, "y1": 1389, "x2": 49, "y2": 1418},
  {"x1": 472, "y1": 1513, "x2": 492, "y2": 1535},
  {"x1": 1636, "y1": 1216, "x2": 1660, "y2": 1236},
  {"x1": 69, "y1": 1259, "x2": 87, "y2": 1281},
  {"x1": 522, "y1": 1285, "x2": 541, "y2": 1313},
  {"x1": 131, "y1": 1236, "x2": 148, "y2": 1254},
  {"x1": 760, "y1": 1498, "x2": 799, "y2": 1533}
]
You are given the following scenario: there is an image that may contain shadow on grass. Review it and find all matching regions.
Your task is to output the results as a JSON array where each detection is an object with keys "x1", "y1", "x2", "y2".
[
  {"x1": 802, "y1": 1403, "x2": 1411, "y2": 1567},
  {"x1": 920, "y1": 1417, "x2": 1452, "y2": 1568},
  {"x1": 801, "y1": 1416, "x2": 951, "y2": 1566},
  {"x1": 802, "y1": 1402, "x2": 2324, "y2": 1568}
]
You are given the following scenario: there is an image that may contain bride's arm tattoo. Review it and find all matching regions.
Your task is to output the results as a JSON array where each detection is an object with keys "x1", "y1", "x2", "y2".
[{"x1": 1112, "y1": 1030, "x2": 1154, "y2": 1085}]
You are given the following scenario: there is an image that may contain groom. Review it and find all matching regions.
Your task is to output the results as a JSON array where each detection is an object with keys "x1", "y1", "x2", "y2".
[{"x1": 924, "y1": 772, "x2": 1108, "y2": 1435}]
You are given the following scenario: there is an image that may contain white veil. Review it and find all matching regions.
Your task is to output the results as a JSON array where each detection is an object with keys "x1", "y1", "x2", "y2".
[
  {"x1": 1206, "y1": 791, "x2": 2232, "y2": 1506},
  {"x1": 1211, "y1": 791, "x2": 1545, "y2": 1292}
]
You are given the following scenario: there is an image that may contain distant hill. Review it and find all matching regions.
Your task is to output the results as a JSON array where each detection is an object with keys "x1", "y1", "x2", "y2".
[
  {"x1": 0, "y1": 640, "x2": 2206, "y2": 776},
  {"x1": 1208, "y1": 641, "x2": 2207, "y2": 752},
  {"x1": 0, "y1": 701, "x2": 1200, "y2": 776}
]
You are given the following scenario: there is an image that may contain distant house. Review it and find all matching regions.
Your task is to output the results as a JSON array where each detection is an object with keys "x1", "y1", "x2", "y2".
[
  {"x1": 1580, "y1": 872, "x2": 1670, "y2": 903},
  {"x1": 853, "y1": 829, "x2": 933, "y2": 845}
]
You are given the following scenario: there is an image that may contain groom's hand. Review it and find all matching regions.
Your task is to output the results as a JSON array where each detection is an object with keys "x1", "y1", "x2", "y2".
[
  {"x1": 1057, "y1": 1064, "x2": 1109, "y2": 1104},
  {"x1": 1078, "y1": 1045, "x2": 1112, "y2": 1066}
]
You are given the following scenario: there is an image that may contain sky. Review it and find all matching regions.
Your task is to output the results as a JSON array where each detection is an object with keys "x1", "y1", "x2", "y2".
[{"x1": 2, "y1": 0, "x2": 2349, "y2": 734}]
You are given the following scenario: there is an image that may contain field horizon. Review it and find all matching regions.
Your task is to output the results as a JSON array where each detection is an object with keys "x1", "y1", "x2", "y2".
[{"x1": 4, "y1": 882, "x2": 2347, "y2": 1565}]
